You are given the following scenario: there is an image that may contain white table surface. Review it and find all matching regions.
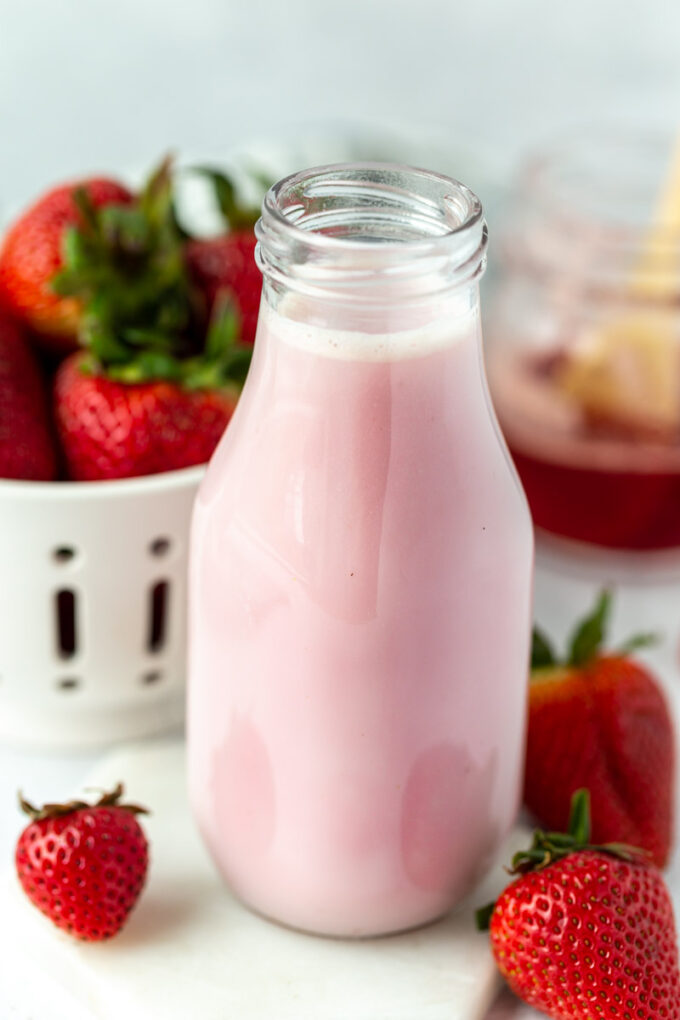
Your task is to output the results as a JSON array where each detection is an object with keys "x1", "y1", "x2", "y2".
[{"x1": 0, "y1": 736, "x2": 534, "y2": 1019}]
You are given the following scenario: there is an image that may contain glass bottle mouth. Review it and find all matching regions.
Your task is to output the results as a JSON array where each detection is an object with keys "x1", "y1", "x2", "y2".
[
  {"x1": 256, "y1": 163, "x2": 487, "y2": 303},
  {"x1": 503, "y1": 129, "x2": 680, "y2": 304}
]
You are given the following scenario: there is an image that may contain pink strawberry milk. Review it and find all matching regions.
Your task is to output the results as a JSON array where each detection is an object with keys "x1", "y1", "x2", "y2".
[{"x1": 188, "y1": 164, "x2": 533, "y2": 936}]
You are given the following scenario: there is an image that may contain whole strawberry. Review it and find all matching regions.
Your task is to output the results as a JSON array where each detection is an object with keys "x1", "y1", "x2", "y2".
[
  {"x1": 50, "y1": 159, "x2": 251, "y2": 480},
  {"x1": 184, "y1": 168, "x2": 263, "y2": 345},
  {"x1": 15, "y1": 784, "x2": 149, "y2": 941},
  {"x1": 0, "y1": 311, "x2": 56, "y2": 480},
  {"x1": 55, "y1": 350, "x2": 239, "y2": 480},
  {"x1": 478, "y1": 790, "x2": 680, "y2": 1019},
  {"x1": 527, "y1": 591, "x2": 674, "y2": 867},
  {"x1": 0, "y1": 177, "x2": 133, "y2": 351}
]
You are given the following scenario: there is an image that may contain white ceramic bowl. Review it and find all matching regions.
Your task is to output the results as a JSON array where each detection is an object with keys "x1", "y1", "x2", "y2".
[{"x1": 0, "y1": 467, "x2": 203, "y2": 749}]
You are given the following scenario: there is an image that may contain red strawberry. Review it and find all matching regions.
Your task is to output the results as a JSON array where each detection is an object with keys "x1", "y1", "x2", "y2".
[
  {"x1": 15, "y1": 784, "x2": 149, "y2": 941},
  {"x1": 478, "y1": 790, "x2": 680, "y2": 1019},
  {"x1": 185, "y1": 232, "x2": 261, "y2": 345},
  {"x1": 0, "y1": 178, "x2": 133, "y2": 351},
  {"x1": 526, "y1": 591, "x2": 675, "y2": 867},
  {"x1": 55, "y1": 351, "x2": 239, "y2": 480},
  {"x1": 0, "y1": 311, "x2": 56, "y2": 480},
  {"x1": 47, "y1": 159, "x2": 251, "y2": 480}
]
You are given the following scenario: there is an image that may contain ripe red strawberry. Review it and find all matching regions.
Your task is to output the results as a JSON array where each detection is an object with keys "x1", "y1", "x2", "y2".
[
  {"x1": 184, "y1": 167, "x2": 263, "y2": 345},
  {"x1": 185, "y1": 232, "x2": 261, "y2": 345},
  {"x1": 15, "y1": 784, "x2": 149, "y2": 941},
  {"x1": 0, "y1": 311, "x2": 56, "y2": 480},
  {"x1": 0, "y1": 178, "x2": 133, "y2": 351},
  {"x1": 55, "y1": 351, "x2": 239, "y2": 480},
  {"x1": 478, "y1": 790, "x2": 680, "y2": 1019},
  {"x1": 47, "y1": 159, "x2": 252, "y2": 480},
  {"x1": 526, "y1": 591, "x2": 674, "y2": 867}
]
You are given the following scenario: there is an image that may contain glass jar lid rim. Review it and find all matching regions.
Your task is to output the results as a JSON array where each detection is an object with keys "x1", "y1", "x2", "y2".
[
  {"x1": 520, "y1": 128, "x2": 680, "y2": 236},
  {"x1": 261, "y1": 161, "x2": 485, "y2": 254}
]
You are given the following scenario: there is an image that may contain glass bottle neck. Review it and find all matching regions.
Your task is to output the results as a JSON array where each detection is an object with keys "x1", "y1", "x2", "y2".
[{"x1": 255, "y1": 163, "x2": 487, "y2": 312}]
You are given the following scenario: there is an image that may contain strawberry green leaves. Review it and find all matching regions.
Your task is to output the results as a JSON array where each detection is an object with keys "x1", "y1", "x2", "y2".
[
  {"x1": 475, "y1": 789, "x2": 644, "y2": 931},
  {"x1": 18, "y1": 782, "x2": 149, "y2": 822},
  {"x1": 566, "y1": 785, "x2": 590, "y2": 845},
  {"x1": 567, "y1": 590, "x2": 611, "y2": 666},
  {"x1": 510, "y1": 789, "x2": 642, "y2": 874},
  {"x1": 181, "y1": 296, "x2": 252, "y2": 391},
  {"x1": 51, "y1": 158, "x2": 198, "y2": 371},
  {"x1": 50, "y1": 157, "x2": 255, "y2": 392},
  {"x1": 531, "y1": 589, "x2": 658, "y2": 671},
  {"x1": 530, "y1": 627, "x2": 556, "y2": 669},
  {"x1": 616, "y1": 632, "x2": 659, "y2": 655}
]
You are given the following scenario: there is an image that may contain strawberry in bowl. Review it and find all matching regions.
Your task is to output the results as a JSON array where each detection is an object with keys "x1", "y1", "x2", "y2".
[
  {"x1": 46, "y1": 159, "x2": 252, "y2": 480},
  {"x1": 0, "y1": 311, "x2": 56, "y2": 480},
  {"x1": 55, "y1": 349, "x2": 240, "y2": 481},
  {"x1": 0, "y1": 156, "x2": 258, "y2": 750},
  {"x1": 184, "y1": 168, "x2": 262, "y2": 346},
  {"x1": 0, "y1": 178, "x2": 133, "y2": 353}
]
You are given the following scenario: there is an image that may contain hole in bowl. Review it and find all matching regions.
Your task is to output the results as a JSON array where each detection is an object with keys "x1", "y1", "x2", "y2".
[
  {"x1": 57, "y1": 677, "x2": 80, "y2": 692},
  {"x1": 149, "y1": 538, "x2": 171, "y2": 558},
  {"x1": 141, "y1": 671, "x2": 163, "y2": 686},
  {"x1": 55, "y1": 590, "x2": 78, "y2": 659},
  {"x1": 147, "y1": 581, "x2": 169, "y2": 653},
  {"x1": 53, "y1": 546, "x2": 77, "y2": 564}
]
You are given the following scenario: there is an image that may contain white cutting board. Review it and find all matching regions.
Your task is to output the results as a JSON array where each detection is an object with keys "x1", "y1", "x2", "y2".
[{"x1": 0, "y1": 740, "x2": 526, "y2": 1020}]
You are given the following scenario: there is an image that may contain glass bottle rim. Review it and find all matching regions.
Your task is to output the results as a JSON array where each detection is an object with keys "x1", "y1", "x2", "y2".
[{"x1": 255, "y1": 162, "x2": 487, "y2": 303}]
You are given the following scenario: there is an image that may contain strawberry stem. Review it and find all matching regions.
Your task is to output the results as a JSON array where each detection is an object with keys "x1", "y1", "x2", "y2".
[
  {"x1": 616, "y1": 632, "x2": 659, "y2": 654},
  {"x1": 475, "y1": 903, "x2": 495, "y2": 931},
  {"x1": 531, "y1": 589, "x2": 659, "y2": 671},
  {"x1": 567, "y1": 788, "x2": 591, "y2": 843},
  {"x1": 50, "y1": 159, "x2": 255, "y2": 391},
  {"x1": 511, "y1": 789, "x2": 643, "y2": 874},
  {"x1": 17, "y1": 783, "x2": 149, "y2": 822},
  {"x1": 50, "y1": 156, "x2": 200, "y2": 374},
  {"x1": 531, "y1": 627, "x2": 556, "y2": 668},
  {"x1": 567, "y1": 590, "x2": 611, "y2": 666},
  {"x1": 475, "y1": 789, "x2": 646, "y2": 930}
]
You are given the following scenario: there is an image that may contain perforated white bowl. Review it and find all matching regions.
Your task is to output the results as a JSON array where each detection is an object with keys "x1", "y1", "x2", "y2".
[
  {"x1": 0, "y1": 130, "x2": 501, "y2": 752},
  {"x1": 0, "y1": 467, "x2": 203, "y2": 749}
]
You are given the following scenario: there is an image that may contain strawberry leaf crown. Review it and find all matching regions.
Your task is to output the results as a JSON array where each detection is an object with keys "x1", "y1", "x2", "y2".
[
  {"x1": 531, "y1": 589, "x2": 657, "y2": 670},
  {"x1": 18, "y1": 782, "x2": 149, "y2": 821},
  {"x1": 475, "y1": 789, "x2": 647, "y2": 931},
  {"x1": 509, "y1": 789, "x2": 643, "y2": 874},
  {"x1": 51, "y1": 157, "x2": 253, "y2": 390}
]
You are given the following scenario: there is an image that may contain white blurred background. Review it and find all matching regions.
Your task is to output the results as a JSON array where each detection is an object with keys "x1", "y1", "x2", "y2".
[{"x1": 0, "y1": 0, "x2": 677, "y2": 209}]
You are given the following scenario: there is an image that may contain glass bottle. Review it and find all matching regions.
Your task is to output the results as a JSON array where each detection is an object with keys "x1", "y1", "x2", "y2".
[{"x1": 188, "y1": 164, "x2": 533, "y2": 937}]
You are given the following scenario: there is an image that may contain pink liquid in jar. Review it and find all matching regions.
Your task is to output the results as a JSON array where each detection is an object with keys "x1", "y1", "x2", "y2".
[{"x1": 188, "y1": 165, "x2": 533, "y2": 937}]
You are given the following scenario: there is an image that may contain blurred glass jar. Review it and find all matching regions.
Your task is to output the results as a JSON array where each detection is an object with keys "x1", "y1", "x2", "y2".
[{"x1": 487, "y1": 131, "x2": 680, "y2": 551}]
